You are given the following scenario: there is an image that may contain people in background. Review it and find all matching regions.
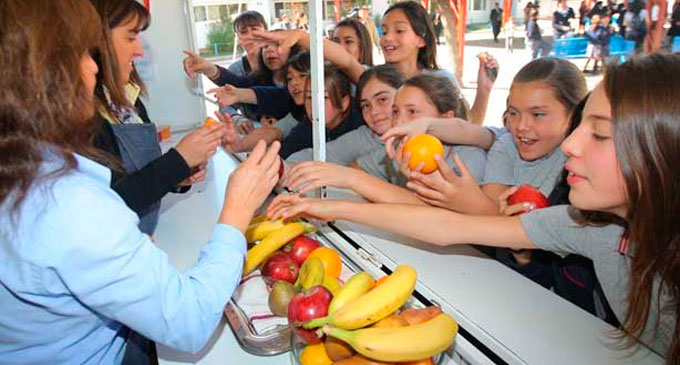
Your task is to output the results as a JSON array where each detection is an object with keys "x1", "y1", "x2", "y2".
[
  {"x1": 332, "y1": 18, "x2": 374, "y2": 66},
  {"x1": 623, "y1": 0, "x2": 647, "y2": 52},
  {"x1": 527, "y1": 9, "x2": 552, "y2": 59},
  {"x1": 295, "y1": 11, "x2": 309, "y2": 31},
  {"x1": 359, "y1": 5, "x2": 381, "y2": 52},
  {"x1": 505, "y1": 17, "x2": 516, "y2": 52},
  {"x1": 432, "y1": 9, "x2": 444, "y2": 45},
  {"x1": 644, "y1": 0, "x2": 667, "y2": 53},
  {"x1": 274, "y1": 13, "x2": 293, "y2": 30},
  {"x1": 578, "y1": 0, "x2": 589, "y2": 34},
  {"x1": 553, "y1": 0, "x2": 576, "y2": 39},
  {"x1": 584, "y1": 14, "x2": 612, "y2": 74},
  {"x1": 669, "y1": 0, "x2": 680, "y2": 46},
  {"x1": 490, "y1": 2, "x2": 503, "y2": 42},
  {"x1": 525, "y1": 1, "x2": 536, "y2": 28}
]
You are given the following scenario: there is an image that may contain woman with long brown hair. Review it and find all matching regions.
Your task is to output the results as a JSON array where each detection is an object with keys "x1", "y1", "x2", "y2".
[
  {"x1": 269, "y1": 53, "x2": 680, "y2": 361},
  {"x1": 90, "y1": 0, "x2": 225, "y2": 236},
  {"x1": 0, "y1": 0, "x2": 280, "y2": 362}
]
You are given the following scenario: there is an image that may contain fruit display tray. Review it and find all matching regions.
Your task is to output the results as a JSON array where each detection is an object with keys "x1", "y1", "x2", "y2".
[{"x1": 224, "y1": 227, "x2": 359, "y2": 356}]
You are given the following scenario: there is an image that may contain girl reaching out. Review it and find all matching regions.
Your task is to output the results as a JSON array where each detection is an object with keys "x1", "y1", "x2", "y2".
[
  {"x1": 251, "y1": 1, "x2": 497, "y2": 125},
  {"x1": 332, "y1": 18, "x2": 374, "y2": 66},
  {"x1": 268, "y1": 53, "x2": 680, "y2": 361},
  {"x1": 282, "y1": 73, "x2": 488, "y2": 206},
  {"x1": 385, "y1": 58, "x2": 587, "y2": 215},
  {"x1": 285, "y1": 64, "x2": 403, "y2": 164}
]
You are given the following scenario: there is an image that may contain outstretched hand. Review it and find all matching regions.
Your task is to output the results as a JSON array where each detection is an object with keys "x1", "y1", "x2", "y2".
[
  {"x1": 266, "y1": 193, "x2": 338, "y2": 222},
  {"x1": 207, "y1": 84, "x2": 240, "y2": 108},
  {"x1": 381, "y1": 118, "x2": 431, "y2": 160},
  {"x1": 182, "y1": 50, "x2": 217, "y2": 79},
  {"x1": 406, "y1": 153, "x2": 479, "y2": 211}
]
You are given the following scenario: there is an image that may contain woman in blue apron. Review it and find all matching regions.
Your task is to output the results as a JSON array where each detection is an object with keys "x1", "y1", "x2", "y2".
[{"x1": 91, "y1": 0, "x2": 225, "y2": 236}]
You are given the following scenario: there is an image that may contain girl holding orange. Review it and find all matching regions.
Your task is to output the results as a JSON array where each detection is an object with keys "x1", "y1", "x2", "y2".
[
  {"x1": 281, "y1": 73, "x2": 487, "y2": 205},
  {"x1": 383, "y1": 58, "x2": 587, "y2": 216}
]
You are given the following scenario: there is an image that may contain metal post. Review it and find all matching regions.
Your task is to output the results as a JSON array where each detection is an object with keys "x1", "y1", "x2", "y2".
[
  {"x1": 309, "y1": 0, "x2": 326, "y2": 163},
  {"x1": 310, "y1": 0, "x2": 326, "y2": 199},
  {"x1": 232, "y1": 1, "x2": 242, "y2": 61}
]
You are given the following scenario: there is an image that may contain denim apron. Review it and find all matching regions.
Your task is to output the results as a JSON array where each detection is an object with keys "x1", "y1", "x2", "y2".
[{"x1": 111, "y1": 123, "x2": 162, "y2": 236}]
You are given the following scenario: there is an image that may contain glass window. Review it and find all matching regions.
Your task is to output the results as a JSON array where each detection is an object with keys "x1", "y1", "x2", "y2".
[
  {"x1": 207, "y1": 5, "x2": 221, "y2": 21},
  {"x1": 194, "y1": 6, "x2": 207, "y2": 22}
]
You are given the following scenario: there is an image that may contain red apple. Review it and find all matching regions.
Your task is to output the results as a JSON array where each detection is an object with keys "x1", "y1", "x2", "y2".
[
  {"x1": 507, "y1": 184, "x2": 550, "y2": 215},
  {"x1": 287, "y1": 285, "x2": 333, "y2": 344},
  {"x1": 261, "y1": 252, "x2": 299, "y2": 286},
  {"x1": 283, "y1": 235, "x2": 321, "y2": 266}
]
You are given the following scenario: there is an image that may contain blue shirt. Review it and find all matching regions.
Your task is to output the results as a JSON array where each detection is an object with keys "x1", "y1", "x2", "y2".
[{"x1": 0, "y1": 149, "x2": 246, "y2": 364}]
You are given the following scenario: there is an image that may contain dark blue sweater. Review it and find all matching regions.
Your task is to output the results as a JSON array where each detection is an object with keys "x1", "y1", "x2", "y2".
[{"x1": 280, "y1": 105, "x2": 364, "y2": 159}]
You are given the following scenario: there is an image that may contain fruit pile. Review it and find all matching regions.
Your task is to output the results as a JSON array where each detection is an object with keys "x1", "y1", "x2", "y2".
[
  {"x1": 243, "y1": 216, "x2": 458, "y2": 364},
  {"x1": 243, "y1": 215, "x2": 343, "y2": 319}
]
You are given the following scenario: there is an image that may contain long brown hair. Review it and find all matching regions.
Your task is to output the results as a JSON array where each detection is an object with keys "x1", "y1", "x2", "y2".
[
  {"x1": 403, "y1": 74, "x2": 472, "y2": 121},
  {"x1": 334, "y1": 18, "x2": 374, "y2": 66},
  {"x1": 384, "y1": 1, "x2": 439, "y2": 70},
  {"x1": 511, "y1": 57, "x2": 587, "y2": 113},
  {"x1": 90, "y1": 0, "x2": 150, "y2": 109},
  {"x1": 0, "y1": 0, "x2": 102, "y2": 213},
  {"x1": 600, "y1": 54, "x2": 680, "y2": 362}
]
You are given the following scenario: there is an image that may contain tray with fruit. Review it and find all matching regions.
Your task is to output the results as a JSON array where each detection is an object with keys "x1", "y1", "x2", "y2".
[{"x1": 225, "y1": 215, "x2": 459, "y2": 363}]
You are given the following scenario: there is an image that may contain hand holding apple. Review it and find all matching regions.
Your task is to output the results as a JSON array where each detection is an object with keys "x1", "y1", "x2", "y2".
[{"x1": 502, "y1": 184, "x2": 549, "y2": 216}]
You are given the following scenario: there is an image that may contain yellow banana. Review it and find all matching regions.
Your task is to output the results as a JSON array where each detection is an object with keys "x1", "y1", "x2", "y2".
[
  {"x1": 323, "y1": 313, "x2": 458, "y2": 362},
  {"x1": 304, "y1": 265, "x2": 417, "y2": 330},
  {"x1": 295, "y1": 257, "x2": 325, "y2": 290},
  {"x1": 245, "y1": 219, "x2": 285, "y2": 243},
  {"x1": 243, "y1": 222, "x2": 315, "y2": 275},
  {"x1": 322, "y1": 275, "x2": 342, "y2": 296},
  {"x1": 250, "y1": 213, "x2": 269, "y2": 225},
  {"x1": 327, "y1": 272, "x2": 375, "y2": 314}
]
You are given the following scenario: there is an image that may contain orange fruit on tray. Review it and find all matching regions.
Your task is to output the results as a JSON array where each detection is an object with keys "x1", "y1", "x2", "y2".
[
  {"x1": 307, "y1": 247, "x2": 342, "y2": 279},
  {"x1": 402, "y1": 134, "x2": 444, "y2": 174},
  {"x1": 203, "y1": 117, "x2": 219, "y2": 127},
  {"x1": 300, "y1": 343, "x2": 333, "y2": 365}
]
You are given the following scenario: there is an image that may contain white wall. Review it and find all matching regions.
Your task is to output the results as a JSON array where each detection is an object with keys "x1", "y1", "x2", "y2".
[{"x1": 136, "y1": 0, "x2": 205, "y2": 129}]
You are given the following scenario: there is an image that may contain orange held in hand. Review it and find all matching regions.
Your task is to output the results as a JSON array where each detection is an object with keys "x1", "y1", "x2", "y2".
[
  {"x1": 307, "y1": 247, "x2": 342, "y2": 279},
  {"x1": 203, "y1": 117, "x2": 219, "y2": 127},
  {"x1": 402, "y1": 134, "x2": 444, "y2": 174}
]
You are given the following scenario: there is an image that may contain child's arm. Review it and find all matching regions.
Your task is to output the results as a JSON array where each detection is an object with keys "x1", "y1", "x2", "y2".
[
  {"x1": 283, "y1": 161, "x2": 425, "y2": 205},
  {"x1": 266, "y1": 194, "x2": 536, "y2": 249},
  {"x1": 252, "y1": 30, "x2": 365, "y2": 84},
  {"x1": 381, "y1": 117, "x2": 496, "y2": 160},
  {"x1": 404, "y1": 153, "x2": 502, "y2": 215},
  {"x1": 469, "y1": 55, "x2": 498, "y2": 125}
]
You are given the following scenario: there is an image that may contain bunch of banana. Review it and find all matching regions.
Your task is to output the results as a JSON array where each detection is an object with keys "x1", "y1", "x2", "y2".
[
  {"x1": 327, "y1": 272, "x2": 375, "y2": 314},
  {"x1": 243, "y1": 221, "x2": 316, "y2": 275},
  {"x1": 322, "y1": 313, "x2": 458, "y2": 362},
  {"x1": 245, "y1": 219, "x2": 285, "y2": 243},
  {"x1": 295, "y1": 257, "x2": 325, "y2": 290},
  {"x1": 303, "y1": 265, "x2": 417, "y2": 330}
]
